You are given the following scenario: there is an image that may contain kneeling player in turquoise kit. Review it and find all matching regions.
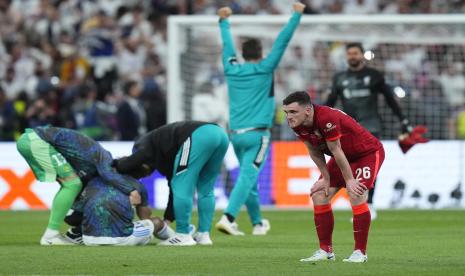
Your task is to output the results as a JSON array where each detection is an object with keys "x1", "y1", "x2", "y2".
[{"x1": 114, "y1": 121, "x2": 229, "y2": 246}]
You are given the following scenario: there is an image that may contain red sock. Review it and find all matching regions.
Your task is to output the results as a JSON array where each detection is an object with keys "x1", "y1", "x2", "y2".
[
  {"x1": 352, "y1": 203, "x2": 371, "y2": 254},
  {"x1": 313, "y1": 204, "x2": 334, "y2": 253}
]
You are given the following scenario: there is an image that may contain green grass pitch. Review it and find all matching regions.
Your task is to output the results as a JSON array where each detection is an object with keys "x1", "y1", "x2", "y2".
[{"x1": 1, "y1": 210, "x2": 464, "y2": 275}]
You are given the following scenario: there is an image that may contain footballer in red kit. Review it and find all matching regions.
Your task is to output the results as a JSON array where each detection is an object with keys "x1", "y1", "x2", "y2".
[{"x1": 282, "y1": 91, "x2": 385, "y2": 263}]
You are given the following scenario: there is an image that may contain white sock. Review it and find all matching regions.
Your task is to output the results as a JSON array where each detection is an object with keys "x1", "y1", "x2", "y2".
[
  {"x1": 43, "y1": 228, "x2": 59, "y2": 238},
  {"x1": 155, "y1": 224, "x2": 175, "y2": 240}
]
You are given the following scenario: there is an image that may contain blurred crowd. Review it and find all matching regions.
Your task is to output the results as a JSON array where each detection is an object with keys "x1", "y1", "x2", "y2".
[{"x1": 0, "y1": 0, "x2": 465, "y2": 141}]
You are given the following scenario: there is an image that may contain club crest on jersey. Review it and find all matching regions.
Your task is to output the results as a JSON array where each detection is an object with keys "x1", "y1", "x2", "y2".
[
  {"x1": 364, "y1": 76, "x2": 371, "y2": 85},
  {"x1": 323, "y1": 122, "x2": 336, "y2": 133}
]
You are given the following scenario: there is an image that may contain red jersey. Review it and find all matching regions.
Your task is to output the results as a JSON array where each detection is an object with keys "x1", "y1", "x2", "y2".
[{"x1": 293, "y1": 105, "x2": 383, "y2": 160}]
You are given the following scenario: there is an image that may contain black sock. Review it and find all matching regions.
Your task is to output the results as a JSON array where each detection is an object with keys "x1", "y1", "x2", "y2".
[{"x1": 225, "y1": 213, "x2": 235, "y2": 223}]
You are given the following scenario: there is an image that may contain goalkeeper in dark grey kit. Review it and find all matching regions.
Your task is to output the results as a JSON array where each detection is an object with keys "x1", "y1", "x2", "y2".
[{"x1": 326, "y1": 42, "x2": 413, "y2": 220}]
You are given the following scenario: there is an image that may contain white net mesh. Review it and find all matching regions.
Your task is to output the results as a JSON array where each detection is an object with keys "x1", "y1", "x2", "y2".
[{"x1": 168, "y1": 16, "x2": 465, "y2": 140}]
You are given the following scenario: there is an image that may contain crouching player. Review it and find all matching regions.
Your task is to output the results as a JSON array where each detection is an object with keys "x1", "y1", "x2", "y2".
[
  {"x1": 79, "y1": 175, "x2": 172, "y2": 246},
  {"x1": 282, "y1": 91, "x2": 385, "y2": 263}
]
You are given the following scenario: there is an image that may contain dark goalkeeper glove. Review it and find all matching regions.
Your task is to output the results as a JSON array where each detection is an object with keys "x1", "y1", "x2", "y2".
[{"x1": 401, "y1": 119, "x2": 413, "y2": 134}]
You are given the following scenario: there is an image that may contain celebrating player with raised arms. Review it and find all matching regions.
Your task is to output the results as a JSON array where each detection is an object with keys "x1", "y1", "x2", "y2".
[
  {"x1": 215, "y1": 2, "x2": 305, "y2": 237},
  {"x1": 283, "y1": 91, "x2": 385, "y2": 263}
]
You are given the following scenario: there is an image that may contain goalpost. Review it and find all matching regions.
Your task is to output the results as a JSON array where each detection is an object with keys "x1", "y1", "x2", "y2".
[{"x1": 167, "y1": 14, "x2": 465, "y2": 140}]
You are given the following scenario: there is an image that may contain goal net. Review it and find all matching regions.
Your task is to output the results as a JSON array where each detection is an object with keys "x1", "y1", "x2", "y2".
[{"x1": 167, "y1": 15, "x2": 465, "y2": 208}]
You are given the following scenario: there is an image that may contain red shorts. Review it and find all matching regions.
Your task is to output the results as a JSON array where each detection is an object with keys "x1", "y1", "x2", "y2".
[{"x1": 324, "y1": 148, "x2": 385, "y2": 189}]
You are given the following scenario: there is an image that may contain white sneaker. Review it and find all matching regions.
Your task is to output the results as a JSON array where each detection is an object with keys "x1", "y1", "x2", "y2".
[
  {"x1": 193, "y1": 232, "x2": 213, "y2": 245},
  {"x1": 215, "y1": 215, "x2": 245, "y2": 236},
  {"x1": 40, "y1": 234, "x2": 77, "y2": 246},
  {"x1": 300, "y1": 249, "x2": 335, "y2": 262},
  {"x1": 158, "y1": 233, "x2": 197, "y2": 246},
  {"x1": 252, "y1": 219, "x2": 270, "y2": 235},
  {"x1": 343, "y1": 250, "x2": 368, "y2": 263}
]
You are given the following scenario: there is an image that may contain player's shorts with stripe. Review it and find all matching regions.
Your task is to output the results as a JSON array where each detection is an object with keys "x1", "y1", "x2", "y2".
[
  {"x1": 326, "y1": 147, "x2": 385, "y2": 189},
  {"x1": 16, "y1": 128, "x2": 77, "y2": 183},
  {"x1": 83, "y1": 219, "x2": 154, "y2": 246}
]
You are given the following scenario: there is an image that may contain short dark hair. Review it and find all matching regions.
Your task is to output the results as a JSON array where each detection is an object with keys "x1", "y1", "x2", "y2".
[
  {"x1": 242, "y1": 38, "x2": 262, "y2": 60},
  {"x1": 283, "y1": 91, "x2": 312, "y2": 106},
  {"x1": 346, "y1": 42, "x2": 364, "y2": 53},
  {"x1": 114, "y1": 156, "x2": 152, "y2": 179}
]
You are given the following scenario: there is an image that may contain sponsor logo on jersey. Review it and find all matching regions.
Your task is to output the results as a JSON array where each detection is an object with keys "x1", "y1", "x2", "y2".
[
  {"x1": 323, "y1": 123, "x2": 336, "y2": 133},
  {"x1": 342, "y1": 80, "x2": 349, "y2": 86},
  {"x1": 343, "y1": 88, "x2": 370, "y2": 99}
]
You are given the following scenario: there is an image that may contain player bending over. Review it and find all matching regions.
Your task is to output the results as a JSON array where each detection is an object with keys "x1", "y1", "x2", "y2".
[
  {"x1": 16, "y1": 126, "x2": 140, "y2": 245},
  {"x1": 282, "y1": 91, "x2": 385, "y2": 263},
  {"x1": 64, "y1": 173, "x2": 174, "y2": 245},
  {"x1": 77, "y1": 175, "x2": 171, "y2": 246},
  {"x1": 115, "y1": 121, "x2": 229, "y2": 246}
]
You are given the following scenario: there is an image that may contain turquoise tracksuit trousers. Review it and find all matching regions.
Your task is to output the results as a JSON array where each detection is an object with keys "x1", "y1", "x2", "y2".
[
  {"x1": 225, "y1": 130, "x2": 270, "y2": 225},
  {"x1": 171, "y1": 124, "x2": 229, "y2": 234}
]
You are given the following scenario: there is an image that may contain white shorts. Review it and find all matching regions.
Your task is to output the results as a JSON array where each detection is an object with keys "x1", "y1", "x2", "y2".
[{"x1": 83, "y1": 219, "x2": 154, "y2": 246}]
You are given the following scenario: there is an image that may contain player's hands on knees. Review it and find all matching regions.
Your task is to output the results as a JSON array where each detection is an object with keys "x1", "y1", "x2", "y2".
[
  {"x1": 310, "y1": 179, "x2": 330, "y2": 197},
  {"x1": 346, "y1": 179, "x2": 367, "y2": 196},
  {"x1": 218, "y1": 7, "x2": 232, "y2": 19},
  {"x1": 129, "y1": 190, "x2": 142, "y2": 206},
  {"x1": 293, "y1": 2, "x2": 306, "y2": 13}
]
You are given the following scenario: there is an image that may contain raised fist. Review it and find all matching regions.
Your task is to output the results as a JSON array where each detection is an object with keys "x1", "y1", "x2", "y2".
[
  {"x1": 293, "y1": 2, "x2": 306, "y2": 13},
  {"x1": 218, "y1": 7, "x2": 232, "y2": 19}
]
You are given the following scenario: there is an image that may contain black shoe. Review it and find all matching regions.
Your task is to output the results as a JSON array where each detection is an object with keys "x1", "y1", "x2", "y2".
[{"x1": 65, "y1": 227, "x2": 83, "y2": 245}]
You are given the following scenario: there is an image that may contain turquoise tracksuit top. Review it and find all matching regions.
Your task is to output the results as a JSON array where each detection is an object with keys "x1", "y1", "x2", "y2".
[{"x1": 220, "y1": 12, "x2": 302, "y2": 130}]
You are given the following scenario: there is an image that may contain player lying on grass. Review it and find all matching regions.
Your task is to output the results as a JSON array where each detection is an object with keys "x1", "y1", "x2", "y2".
[
  {"x1": 16, "y1": 126, "x2": 141, "y2": 245},
  {"x1": 65, "y1": 175, "x2": 173, "y2": 246},
  {"x1": 282, "y1": 91, "x2": 385, "y2": 263},
  {"x1": 114, "y1": 121, "x2": 229, "y2": 246}
]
